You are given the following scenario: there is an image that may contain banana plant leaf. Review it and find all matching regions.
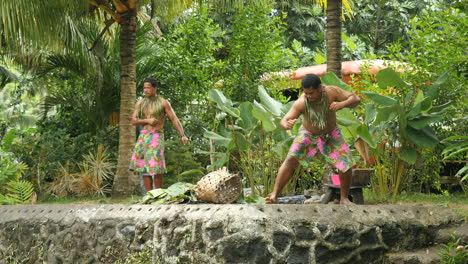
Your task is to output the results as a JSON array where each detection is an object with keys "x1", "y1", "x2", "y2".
[
  {"x1": 258, "y1": 85, "x2": 283, "y2": 117},
  {"x1": 427, "y1": 71, "x2": 448, "y2": 100},
  {"x1": 363, "y1": 92, "x2": 398, "y2": 106},
  {"x1": 364, "y1": 104, "x2": 377, "y2": 125},
  {"x1": 357, "y1": 124, "x2": 377, "y2": 148},
  {"x1": 374, "y1": 106, "x2": 398, "y2": 124},
  {"x1": 405, "y1": 126, "x2": 439, "y2": 148},
  {"x1": 408, "y1": 114, "x2": 443, "y2": 130},
  {"x1": 209, "y1": 89, "x2": 239, "y2": 118},
  {"x1": 398, "y1": 146, "x2": 417, "y2": 164},
  {"x1": 239, "y1": 102, "x2": 257, "y2": 130},
  {"x1": 208, "y1": 89, "x2": 230, "y2": 106},
  {"x1": 252, "y1": 100, "x2": 276, "y2": 132},
  {"x1": 336, "y1": 108, "x2": 360, "y2": 139},
  {"x1": 203, "y1": 131, "x2": 231, "y2": 147}
]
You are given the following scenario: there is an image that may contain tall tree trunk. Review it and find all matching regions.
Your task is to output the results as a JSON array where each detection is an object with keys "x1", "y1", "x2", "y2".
[
  {"x1": 112, "y1": 7, "x2": 139, "y2": 197},
  {"x1": 326, "y1": 0, "x2": 342, "y2": 78}
]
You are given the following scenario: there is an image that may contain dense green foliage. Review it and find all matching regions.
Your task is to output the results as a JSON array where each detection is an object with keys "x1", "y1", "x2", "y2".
[{"x1": 0, "y1": 0, "x2": 466, "y2": 201}]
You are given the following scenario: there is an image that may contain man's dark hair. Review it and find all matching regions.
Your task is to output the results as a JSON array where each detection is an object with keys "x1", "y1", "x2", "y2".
[
  {"x1": 144, "y1": 77, "x2": 158, "y2": 88},
  {"x1": 301, "y1": 74, "x2": 321, "y2": 89}
]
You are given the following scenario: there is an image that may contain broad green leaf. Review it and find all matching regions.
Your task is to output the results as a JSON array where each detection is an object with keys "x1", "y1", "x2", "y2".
[
  {"x1": 414, "y1": 90, "x2": 424, "y2": 105},
  {"x1": 215, "y1": 112, "x2": 227, "y2": 120},
  {"x1": 203, "y1": 131, "x2": 231, "y2": 147},
  {"x1": 441, "y1": 142, "x2": 468, "y2": 154},
  {"x1": 208, "y1": 89, "x2": 229, "y2": 106},
  {"x1": 336, "y1": 108, "x2": 360, "y2": 123},
  {"x1": 404, "y1": 91, "x2": 414, "y2": 105},
  {"x1": 364, "y1": 104, "x2": 377, "y2": 125},
  {"x1": 376, "y1": 68, "x2": 409, "y2": 89},
  {"x1": 258, "y1": 85, "x2": 283, "y2": 116},
  {"x1": 321, "y1": 72, "x2": 351, "y2": 91},
  {"x1": 406, "y1": 101, "x2": 422, "y2": 118},
  {"x1": 239, "y1": 102, "x2": 256, "y2": 130},
  {"x1": 281, "y1": 101, "x2": 294, "y2": 114},
  {"x1": 405, "y1": 126, "x2": 439, "y2": 148},
  {"x1": 443, "y1": 135, "x2": 468, "y2": 141},
  {"x1": 233, "y1": 132, "x2": 250, "y2": 151},
  {"x1": 219, "y1": 105, "x2": 240, "y2": 118},
  {"x1": 375, "y1": 106, "x2": 397, "y2": 124},
  {"x1": 337, "y1": 117, "x2": 358, "y2": 127},
  {"x1": 456, "y1": 166, "x2": 467, "y2": 179},
  {"x1": 442, "y1": 144, "x2": 468, "y2": 160},
  {"x1": 408, "y1": 114, "x2": 443, "y2": 129},
  {"x1": 427, "y1": 72, "x2": 448, "y2": 100},
  {"x1": 252, "y1": 100, "x2": 276, "y2": 132},
  {"x1": 336, "y1": 108, "x2": 359, "y2": 138},
  {"x1": 398, "y1": 147, "x2": 417, "y2": 164},
  {"x1": 357, "y1": 124, "x2": 377, "y2": 148},
  {"x1": 179, "y1": 169, "x2": 204, "y2": 177},
  {"x1": 419, "y1": 97, "x2": 433, "y2": 113},
  {"x1": 291, "y1": 121, "x2": 302, "y2": 136},
  {"x1": 167, "y1": 182, "x2": 193, "y2": 197},
  {"x1": 363, "y1": 92, "x2": 398, "y2": 106},
  {"x1": 147, "y1": 189, "x2": 168, "y2": 198}
]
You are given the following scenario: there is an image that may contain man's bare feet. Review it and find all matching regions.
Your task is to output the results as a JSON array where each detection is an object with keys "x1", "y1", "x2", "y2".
[
  {"x1": 265, "y1": 194, "x2": 277, "y2": 204},
  {"x1": 340, "y1": 198, "x2": 355, "y2": 205}
]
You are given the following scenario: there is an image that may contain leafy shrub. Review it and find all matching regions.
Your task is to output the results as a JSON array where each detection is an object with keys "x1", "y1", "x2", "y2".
[
  {"x1": 438, "y1": 232, "x2": 467, "y2": 264},
  {"x1": 163, "y1": 139, "x2": 205, "y2": 187}
]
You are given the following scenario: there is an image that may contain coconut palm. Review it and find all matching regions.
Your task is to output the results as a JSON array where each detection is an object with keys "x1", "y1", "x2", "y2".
[{"x1": 1, "y1": 0, "x2": 191, "y2": 196}]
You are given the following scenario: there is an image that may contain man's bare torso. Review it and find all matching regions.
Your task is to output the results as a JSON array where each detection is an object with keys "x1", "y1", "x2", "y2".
[
  {"x1": 138, "y1": 99, "x2": 166, "y2": 131},
  {"x1": 298, "y1": 86, "x2": 338, "y2": 134}
]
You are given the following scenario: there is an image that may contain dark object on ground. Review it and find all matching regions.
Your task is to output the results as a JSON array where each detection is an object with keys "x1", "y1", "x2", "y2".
[{"x1": 277, "y1": 195, "x2": 310, "y2": 204}]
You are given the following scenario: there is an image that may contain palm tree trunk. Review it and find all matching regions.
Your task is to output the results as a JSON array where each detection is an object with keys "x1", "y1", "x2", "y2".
[
  {"x1": 112, "y1": 8, "x2": 139, "y2": 197},
  {"x1": 326, "y1": 0, "x2": 342, "y2": 78}
]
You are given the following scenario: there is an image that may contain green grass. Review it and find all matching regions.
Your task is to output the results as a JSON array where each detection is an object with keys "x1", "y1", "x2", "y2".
[{"x1": 363, "y1": 189, "x2": 468, "y2": 204}]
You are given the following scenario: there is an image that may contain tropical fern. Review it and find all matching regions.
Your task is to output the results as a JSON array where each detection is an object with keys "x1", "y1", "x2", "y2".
[
  {"x1": 4, "y1": 180, "x2": 35, "y2": 204},
  {"x1": 0, "y1": 159, "x2": 27, "y2": 184},
  {"x1": 0, "y1": 193, "x2": 17, "y2": 205}
]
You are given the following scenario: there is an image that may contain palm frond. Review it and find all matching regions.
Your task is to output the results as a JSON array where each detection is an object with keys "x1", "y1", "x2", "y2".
[
  {"x1": 5, "y1": 180, "x2": 35, "y2": 204},
  {"x1": 1, "y1": 0, "x2": 101, "y2": 78},
  {"x1": 0, "y1": 65, "x2": 20, "y2": 88}
]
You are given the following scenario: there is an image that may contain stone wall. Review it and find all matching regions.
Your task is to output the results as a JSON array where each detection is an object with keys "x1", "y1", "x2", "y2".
[{"x1": 0, "y1": 204, "x2": 463, "y2": 264}]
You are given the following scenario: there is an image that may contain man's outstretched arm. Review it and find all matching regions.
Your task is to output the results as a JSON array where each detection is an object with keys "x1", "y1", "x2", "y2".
[{"x1": 164, "y1": 100, "x2": 189, "y2": 144}]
